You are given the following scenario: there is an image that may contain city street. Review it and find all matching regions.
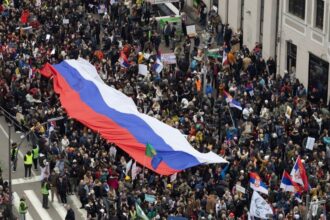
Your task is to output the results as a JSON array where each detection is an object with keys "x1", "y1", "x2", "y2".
[{"x1": 0, "y1": 116, "x2": 86, "y2": 220}]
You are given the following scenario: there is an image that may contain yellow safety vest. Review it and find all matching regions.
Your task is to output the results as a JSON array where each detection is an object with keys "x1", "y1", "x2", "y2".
[
  {"x1": 24, "y1": 154, "x2": 33, "y2": 165},
  {"x1": 32, "y1": 147, "x2": 39, "y2": 159},
  {"x1": 41, "y1": 184, "x2": 49, "y2": 195},
  {"x1": 19, "y1": 201, "x2": 27, "y2": 214}
]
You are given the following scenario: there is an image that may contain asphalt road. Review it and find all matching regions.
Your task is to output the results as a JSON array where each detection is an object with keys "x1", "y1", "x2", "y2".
[{"x1": 0, "y1": 116, "x2": 87, "y2": 220}]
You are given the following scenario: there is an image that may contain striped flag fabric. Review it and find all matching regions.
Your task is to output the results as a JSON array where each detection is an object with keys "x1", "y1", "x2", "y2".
[
  {"x1": 249, "y1": 172, "x2": 269, "y2": 195},
  {"x1": 280, "y1": 171, "x2": 304, "y2": 193},
  {"x1": 290, "y1": 156, "x2": 309, "y2": 191},
  {"x1": 39, "y1": 58, "x2": 227, "y2": 175},
  {"x1": 223, "y1": 91, "x2": 242, "y2": 110}
]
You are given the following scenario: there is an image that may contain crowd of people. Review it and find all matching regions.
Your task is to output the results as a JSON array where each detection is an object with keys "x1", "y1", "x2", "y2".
[{"x1": 0, "y1": 0, "x2": 330, "y2": 219}]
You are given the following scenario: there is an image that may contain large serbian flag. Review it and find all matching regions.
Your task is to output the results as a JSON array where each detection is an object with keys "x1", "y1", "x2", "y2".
[{"x1": 39, "y1": 58, "x2": 228, "y2": 175}]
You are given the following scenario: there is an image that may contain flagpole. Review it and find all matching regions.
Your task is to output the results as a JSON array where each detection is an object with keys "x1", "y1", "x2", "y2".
[{"x1": 226, "y1": 103, "x2": 236, "y2": 128}]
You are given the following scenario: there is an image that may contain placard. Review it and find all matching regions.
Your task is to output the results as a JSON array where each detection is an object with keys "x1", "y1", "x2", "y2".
[
  {"x1": 236, "y1": 184, "x2": 246, "y2": 194},
  {"x1": 306, "y1": 137, "x2": 315, "y2": 150},
  {"x1": 186, "y1": 25, "x2": 197, "y2": 37},
  {"x1": 145, "y1": 194, "x2": 156, "y2": 203},
  {"x1": 285, "y1": 106, "x2": 292, "y2": 119},
  {"x1": 138, "y1": 64, "x2": 148, "y2": 76},
  {"x1": 63, "y1": 19, "x2": 69, "y2": 24},
  {"x1": 161, "y1": 53, "x2": 176, "y2": 64}
]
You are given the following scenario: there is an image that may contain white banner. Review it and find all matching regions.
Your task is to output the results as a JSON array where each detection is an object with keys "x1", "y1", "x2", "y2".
[{"x1": 249, "y1": 191, "x2": 273, "y2": 219}]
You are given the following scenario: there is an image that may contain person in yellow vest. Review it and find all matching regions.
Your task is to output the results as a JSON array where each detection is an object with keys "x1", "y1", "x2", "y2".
[
  {"x1": 23, "y1": 151, "x2": 33, "y2": 178},
  {"x1": 32, "y1": 145, "x2": 39, "y2": 170},
  {"x1": 19, "y1": 196, "x2": 28, "y2": 220},
  {"x1": 11, "y1": 143, "x2": 18, "y2": 172},
  {"x1": 41, "y1": 179, "x2": 50, "y2": 209}
]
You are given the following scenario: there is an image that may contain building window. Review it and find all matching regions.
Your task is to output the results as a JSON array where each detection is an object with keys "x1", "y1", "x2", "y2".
[
  {"x1": 288, "y1": 0, "x2": 306, "y2": 20},
  {"x1": 287, "y1": 41, "x2": 297, "y2": 74},
  {"x1": 308, "y1": 53, "x2": 329, "y2": 102},
  {"x1": 315, "y1": 0, "x2": 324, "y2": 29}
]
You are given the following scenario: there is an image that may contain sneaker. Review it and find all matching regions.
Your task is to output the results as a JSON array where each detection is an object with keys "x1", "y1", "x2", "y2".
[{"x1": 15, "y1": 131, "x2": 21, "y2": 134}]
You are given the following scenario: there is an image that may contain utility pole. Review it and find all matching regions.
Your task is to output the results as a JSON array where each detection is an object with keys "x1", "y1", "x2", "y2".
[{"x1": 8, "y1": 123, "x2": 13, "y2": 220}]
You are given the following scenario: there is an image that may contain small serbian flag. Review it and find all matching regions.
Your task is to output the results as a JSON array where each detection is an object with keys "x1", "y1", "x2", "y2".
[
  {"x1": 223, "y1": 91, "x2": 242, "y2": 111},
  {"x1": 119, "y1": 57, "x2": 130, "y2": 68},
  {"x1": 119, "y1": 51, "x2": 130, "y2": 68},
  {"x1": 280, "y1": 171, "x2": 304, "y2": 193},
  {"x1": 249, "y1": 172, "x2": 268, "y2": 195}
]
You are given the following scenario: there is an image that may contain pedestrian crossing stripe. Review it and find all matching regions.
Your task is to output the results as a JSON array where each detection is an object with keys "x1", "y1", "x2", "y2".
[
  {"x1": 13, "y1": 192, "x2": 34, "y2": 220},
  {"x1": 69, "y1": 194, "x2": 87, "y2": 217},
  {"x1": 13, "y1": 191, "x2": 86, "y2": 220},
  {"x1": 48, "y1": 193, "x2": 67, "y2": 219},
  {"x1": 11, "y1": 175, "x2": 41, "y2": 185},
  {"x1": 24, "y1": 190, "x2": 53, "y2": 220}
]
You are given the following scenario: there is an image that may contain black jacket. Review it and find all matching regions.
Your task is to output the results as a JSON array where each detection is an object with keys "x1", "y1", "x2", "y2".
[{"x1": 65, "y1": 209, "x2": 75, "y2": 220}]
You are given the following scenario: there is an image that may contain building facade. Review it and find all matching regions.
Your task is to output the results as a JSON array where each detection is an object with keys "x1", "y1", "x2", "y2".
[{"x1": 186, "y1": 0, "x2": 330, "y2": 102}]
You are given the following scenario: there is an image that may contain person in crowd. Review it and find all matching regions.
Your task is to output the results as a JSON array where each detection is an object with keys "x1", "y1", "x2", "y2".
[
  {"x1": 41, "y1": 179, "x2": 50, "y2": 209},
  {"x1": 57, "y1": 175, "x2": 68, "y2": 204},
  {"x1": 32, "y1": 145, "x2": 39, "y2": 170},
  {"x1": 19, "y1": 196, "x2": 28, "y2": 220},
  {"x1": 11, "y1": 143, "x2": 18, "y2": 172},
  {"x1": 23, "y1": 151, "x2": 33, "y2": 178},
  {"x1": 65, "y1": 204, "x2": 75, "y2": 220}
]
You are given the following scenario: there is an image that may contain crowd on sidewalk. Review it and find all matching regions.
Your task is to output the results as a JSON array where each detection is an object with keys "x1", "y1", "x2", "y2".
[{"x1": 0, "y1": 0, "x2": 330, "y2": 220}]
